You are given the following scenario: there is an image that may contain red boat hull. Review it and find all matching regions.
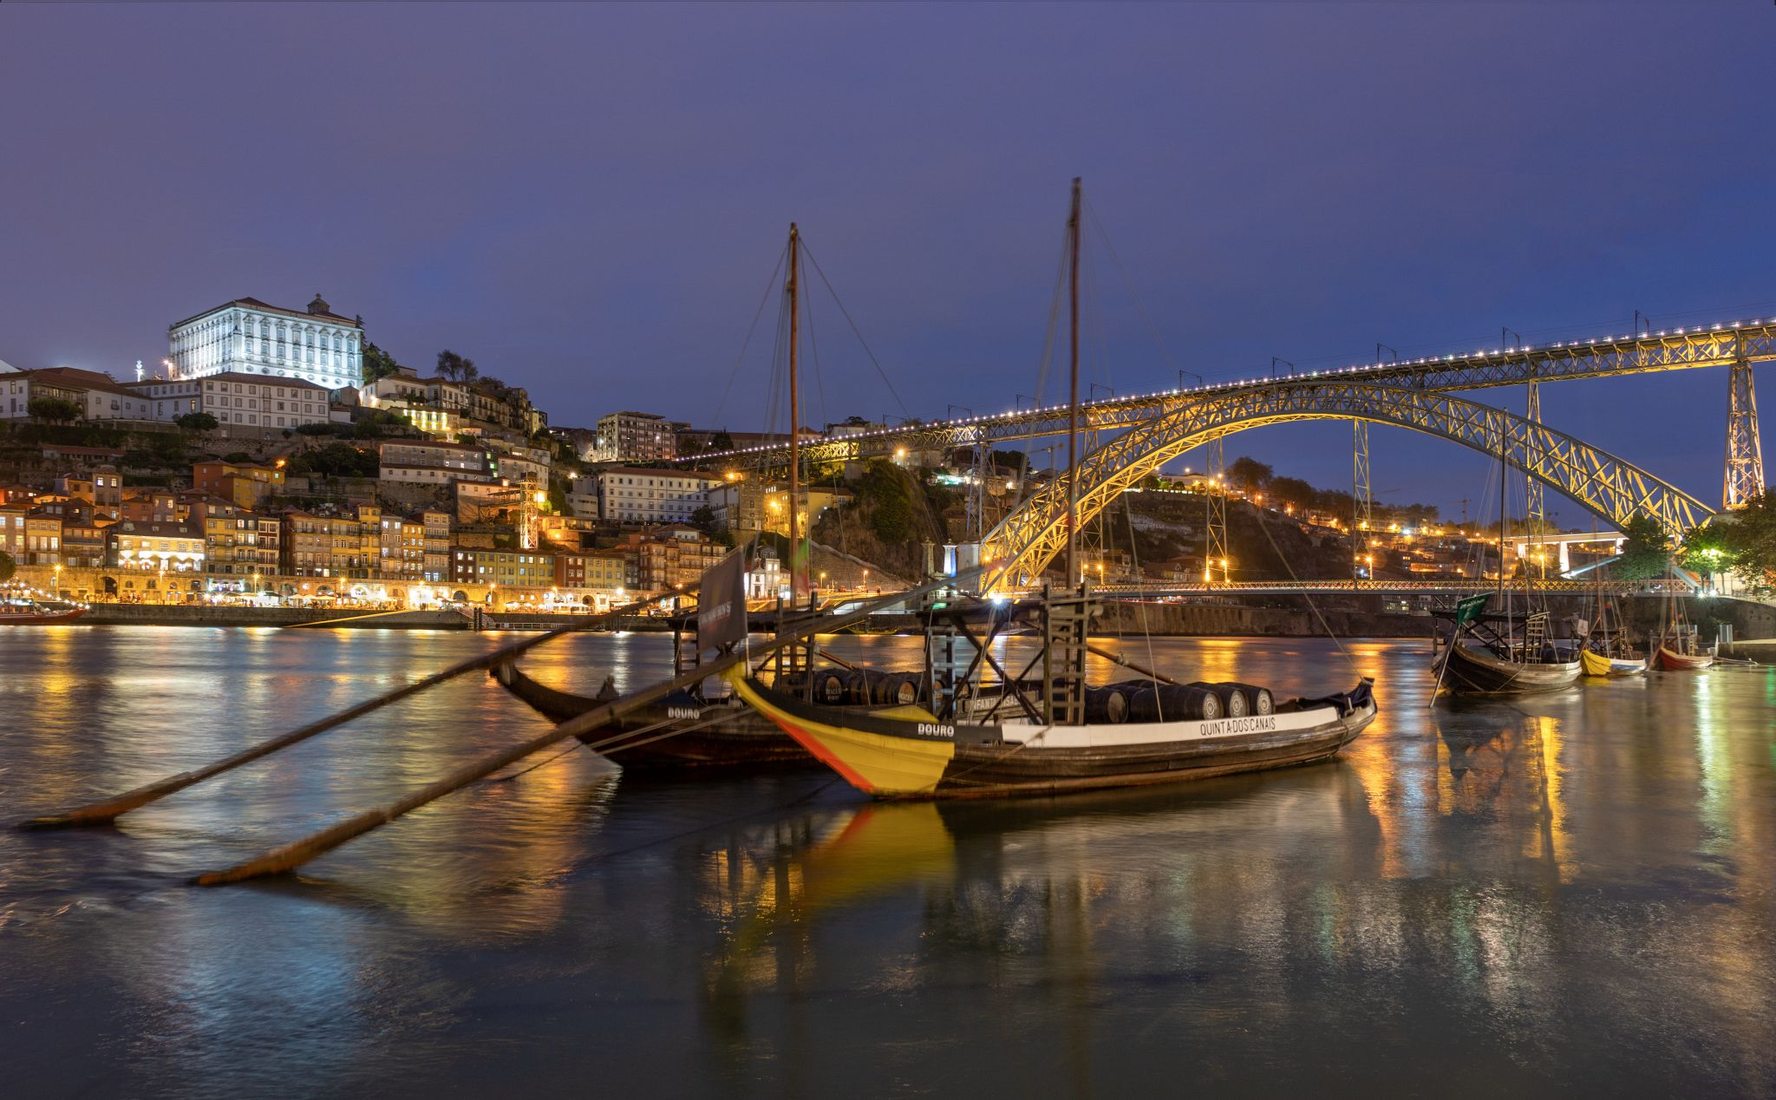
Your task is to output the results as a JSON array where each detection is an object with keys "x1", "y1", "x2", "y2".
[
  {"x1": 0, "y1": 607, "x2": 87, "y2": 625},
  {"x1": 1652, "y1": 645, "x2": 1713, "y2": 671}
]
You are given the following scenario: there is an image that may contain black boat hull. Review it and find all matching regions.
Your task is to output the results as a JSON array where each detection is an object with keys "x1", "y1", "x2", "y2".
[
  {"x1": 1435, "y1": 642, "x2": 1581, "y2": 696},
  {"x1": 492, "y1": 664, "x2": 815, "y2": 769}
]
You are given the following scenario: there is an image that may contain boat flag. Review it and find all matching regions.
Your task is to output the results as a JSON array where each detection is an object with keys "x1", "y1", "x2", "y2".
[
  {"x1": 697, "y1": 548, "x2": 748, "y2": 651},
  {"x1": 1453, "y1": 593, "x2": 1490, "y2": 627}
]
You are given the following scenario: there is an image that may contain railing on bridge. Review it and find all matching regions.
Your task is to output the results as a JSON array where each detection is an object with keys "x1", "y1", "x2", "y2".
[
  {"x1": 1086, "y1": 578, "x2": 1673, "y2": 597},
  {"x1": 685, "y1": 317, "x2": 1776, "y2": 468}
]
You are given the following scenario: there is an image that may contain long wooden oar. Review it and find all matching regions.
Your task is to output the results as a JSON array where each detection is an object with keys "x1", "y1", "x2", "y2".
[
  {"x1": 190, "y1": 580, "x2": 949, "y2": 885},
  {"x1": 192, "y1": 649, "x2": 747, "y2": 885},
  {"x1": 17, "y1": 602, "x2": 646, "y2": 830}
]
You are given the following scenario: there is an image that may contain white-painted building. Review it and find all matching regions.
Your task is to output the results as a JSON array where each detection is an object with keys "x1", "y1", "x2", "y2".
[
  {"x1": 593, "y1": 411, "x2": 676, "y2": 463},
  {"x1": 168, "y1": 294, "x2": 363, "y2": 391},
  {"x1": 588, "y1": 467, "x2": 721, "y2": 525},
  {"x1": 127, "y1": 372, "x2": 330, "y2": 429},
  {"x1": 1, "y1": 368, "x2": 157, "y2": 421}
]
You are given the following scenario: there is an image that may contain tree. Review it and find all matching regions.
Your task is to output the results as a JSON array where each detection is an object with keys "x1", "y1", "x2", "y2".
[
  {"x1": 436, "y1": 349, "x2": 477, "y2": 382},
  {"x1": 362, "y1": 341, "x2": 404, "y2": 383},
  {"x1": 1708, "y1": 492, "x2": 1776, "y2": 589},
  {"x1": 0, "y1": 550, "x2": 14, "y2": 583},
  {"x1": 1678, "y1": 520, "x2": 1739, "y2": 577},
  {"x1": 1267, "y1": 476, "x2": 1316, "y2": 512},
  {"x1": 175, "y1": 411, "x2": 219, "y2": 433},
  {"x1": 1614, "y1": 514, "x2": 1670, "y2": 579},
  {"x1": 1226, "y1": 456, "x2": 1273, "y2": 493},
  {"x1": 28, "y1": 396, "x2": 82, "y2": 422}
]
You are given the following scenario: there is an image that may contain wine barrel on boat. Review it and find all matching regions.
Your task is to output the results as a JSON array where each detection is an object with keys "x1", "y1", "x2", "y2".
[
  {"x1": 1198, "y1": 682, "x2": 1250, "y2": 718},
  {"x1": 1084, "y1": 685, "x2": 1130, "y2": 724},
  {"x1": 880, "y1": 671, "x2": 923, "y2": 706},
  {"x1": 812, "y1": 670, "x2": 847, "y2": 704},
  {"x1": 1213, "y1": 682, "x2": 1274, "y2": 716},
  {"x1": 1123, "y1": 681, "x2": 1222, "y2": 722}
]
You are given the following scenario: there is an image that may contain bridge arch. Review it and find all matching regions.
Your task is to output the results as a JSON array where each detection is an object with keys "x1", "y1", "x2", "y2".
[{"x1": 981, "y1": 382, "x2": 1710, "y2": 590}]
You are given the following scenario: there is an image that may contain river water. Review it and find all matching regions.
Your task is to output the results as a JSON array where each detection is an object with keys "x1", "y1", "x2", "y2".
[{"x1": 0, "y1": 626, "x2": 1771, "y2": 1097}]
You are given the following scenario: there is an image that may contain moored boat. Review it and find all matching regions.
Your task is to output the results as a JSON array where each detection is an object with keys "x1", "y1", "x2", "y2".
[
  {"x1": 1651, "y1": 644, "x2": 1713, "y2": 671},
  {"x1": 0, "y1": 590, "x2": 88, "y2": 625},
  {"x1": 725, "y1": 663, "x2": 1376, "y2": 799},
  {"x1": 1435, "y1": 632, "x2": 1581, "y2": 695},
  {"x1": 492, "y1": 663, "x2": 816, "y2": 769},
  {"x1": 1579, "y1": 648, "x2": 1647, "y2": 677}
]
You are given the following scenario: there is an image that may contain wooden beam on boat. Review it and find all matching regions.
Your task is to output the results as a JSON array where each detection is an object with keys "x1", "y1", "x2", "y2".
[
  {"x1": 190, "y1": 580, "x2": 947, "y2": 885},
  {"x1": 1084, "y1": 642, "x2": 1182, "y2": 686},
  {"x1": 16, "y1": 602, "x2": 649, "y2": 830}
]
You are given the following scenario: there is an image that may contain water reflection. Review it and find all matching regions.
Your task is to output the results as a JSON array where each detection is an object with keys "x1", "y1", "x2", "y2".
[{"x1": 1, "y1": 629, "x2": 1773, "y2": 1095}]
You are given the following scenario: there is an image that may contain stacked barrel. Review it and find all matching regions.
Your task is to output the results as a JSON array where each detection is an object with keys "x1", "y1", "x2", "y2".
[{"x1": 1084, "y1": 679, "x2": 1274, "y2": 724}]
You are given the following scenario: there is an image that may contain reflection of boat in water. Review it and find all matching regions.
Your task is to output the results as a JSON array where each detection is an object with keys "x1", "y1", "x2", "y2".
[{"x1": 708, "y1": 765, "x2": 1375, "y2": 982}]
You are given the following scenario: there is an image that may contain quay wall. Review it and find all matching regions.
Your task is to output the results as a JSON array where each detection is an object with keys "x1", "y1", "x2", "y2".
[{"x1": 78, "y1": 605, "x2": 469, "y2": 629}]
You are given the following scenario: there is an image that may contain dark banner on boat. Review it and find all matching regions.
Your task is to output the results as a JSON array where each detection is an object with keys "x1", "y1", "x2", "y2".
[{"x1": 697, "y1": 549, "x2": 748, "y2": 651}]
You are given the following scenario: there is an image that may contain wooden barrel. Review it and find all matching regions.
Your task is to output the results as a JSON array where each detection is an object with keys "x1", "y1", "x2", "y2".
[
  {"x1": 846, "y1": 669, "x2": 882, "y2": 705},
  {"x1": 1235, "y1": 683, "x2": 1275, "y2": 716},
  {"x1": 1125, "y1": 682, "x2": 1221, "y2": 722},
  {"x1": 1198, "y1": 682, "x2": 1250, "y2": 718},
  {"x1": 813, "y1": 670, "x2": 847, "y2": 704},
  {"x1": 1084, "y1": 685, "x2": 1130, "y2": 724},
  {"x1": 882, "y1": 671, "x2": 922, "y2": 706}
]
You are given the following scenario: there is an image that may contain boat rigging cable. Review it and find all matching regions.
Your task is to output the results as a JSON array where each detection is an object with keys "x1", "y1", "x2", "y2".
[
  {"x1": 707, "y1": 244, "x2": 787, "y2": 439},
  {"x1": 798, "y1": 239, "x2": 912, "y2": 420}
]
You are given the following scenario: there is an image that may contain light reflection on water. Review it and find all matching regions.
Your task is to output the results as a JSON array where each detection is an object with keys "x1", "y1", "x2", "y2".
[{"x1": 0, "y1": 626, "x2": 1772, "y2": 1096}]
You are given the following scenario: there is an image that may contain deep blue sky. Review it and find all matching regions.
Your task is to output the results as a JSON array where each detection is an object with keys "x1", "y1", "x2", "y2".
[{"x1": 3, "y1": 3, "x2": 1772, "y2": 522}]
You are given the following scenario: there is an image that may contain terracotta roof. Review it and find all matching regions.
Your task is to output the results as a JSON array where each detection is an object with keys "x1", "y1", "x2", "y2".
[
  {"x1": 596, "y1": 466, "x2": 721, "y2": 481},
  {"x1": 129, "y1": 371, "x2": 329, "y2": 392},
  {"x1": 379, "y1": 438, "x2": 487, "y2": 453},
  {"x1": 20, "y1": 367, "x2": 143, "y2": 400},
  {"x1": 168, "y1": 297, "x2": 362, "y2": 331}
]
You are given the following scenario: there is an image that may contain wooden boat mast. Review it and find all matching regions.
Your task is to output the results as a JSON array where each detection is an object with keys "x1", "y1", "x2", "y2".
[
  {"x1": 787, "y1": 222, "x2": 802, "y2": 604},
  {"x1": 1065, "y1": 178, "x2": 1082, "y2": 588},
  {"x1": 1499, "y1": 413, "x2": 1511, "y2": 633}
]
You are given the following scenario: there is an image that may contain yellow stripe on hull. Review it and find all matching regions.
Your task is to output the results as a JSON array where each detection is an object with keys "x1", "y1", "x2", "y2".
[
  {"x1": 1579, "y1": 649, "x2": 1615, "y2": 677},
  {"x1": 726, "y1": 669, "x2": 955, "y2": 796}
]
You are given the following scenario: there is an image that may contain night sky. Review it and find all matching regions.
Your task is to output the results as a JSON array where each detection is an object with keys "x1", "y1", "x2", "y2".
[{"x1": 4, "y1": 3, "x2": 1772, "y2": 522}]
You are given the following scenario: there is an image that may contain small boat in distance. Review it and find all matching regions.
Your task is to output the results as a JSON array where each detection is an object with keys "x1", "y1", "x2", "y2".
[
  {"x1": 1578, "y1": 580, "x2": 1645, "y2": 677},
  {"x1": 1649, "y1": 566, "x2": 1714, "y2": 671},
  {"x1": 0, "y1": 586, "x2": 88, "y2": 625}
]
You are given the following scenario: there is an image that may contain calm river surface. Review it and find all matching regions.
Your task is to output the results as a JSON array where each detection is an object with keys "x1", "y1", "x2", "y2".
[{"x1": 1, "y1": 626, "x2": 1772, "y2": 1097}]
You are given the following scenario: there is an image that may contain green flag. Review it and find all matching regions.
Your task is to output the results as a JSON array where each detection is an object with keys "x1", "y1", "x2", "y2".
[{"x1": 1453, "y1": 593, "x2": 1490, "y2": 627}]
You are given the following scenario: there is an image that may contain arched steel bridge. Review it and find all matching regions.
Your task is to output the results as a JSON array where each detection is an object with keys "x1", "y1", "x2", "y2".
[
  {"x1": 688, "y1": 318, "x2": 1776, "y2": 466},
  {"x1": 675, "y1": 314, "x2": 1771, "y2": 589},
  {"x1": 977, "y1": 383, "x2": 1711, "y2": 590}
]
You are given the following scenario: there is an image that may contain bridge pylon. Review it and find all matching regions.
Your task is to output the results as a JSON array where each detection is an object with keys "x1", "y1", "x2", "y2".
[
  {"x1": 1723, "y1": 350, "x2": 1764, "y2": 510},
  {"x1": 1204, "y1": 437, "x2": 1227, "y2": 583},
  {"x1": 1351, "y1": 421, "x2": 1372, "y2": 581},
  {"x1": 1525, "y1": 378, "x2": 1545, "y2": 576}
]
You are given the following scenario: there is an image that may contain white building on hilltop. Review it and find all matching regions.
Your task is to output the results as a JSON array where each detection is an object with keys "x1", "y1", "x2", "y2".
[{"x1": 168, "y1": 294, "x2": 363, "y2": 391}]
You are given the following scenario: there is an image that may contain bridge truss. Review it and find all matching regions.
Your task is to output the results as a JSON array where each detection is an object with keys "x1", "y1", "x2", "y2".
[
  {"x1": 977, "y1": 382, "x2": 1710, "y2": 591},
  {"x1": 698, "y1": 319, "x2": 1776, "y2": 470}
]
